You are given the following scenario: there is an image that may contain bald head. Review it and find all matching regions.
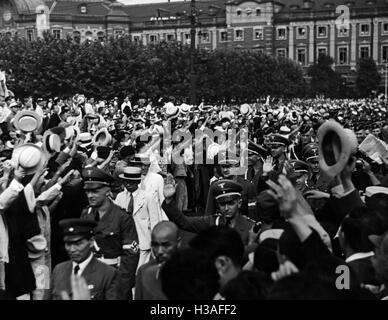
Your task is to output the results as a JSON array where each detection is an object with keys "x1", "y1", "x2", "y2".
[
  {"x1": 151, "y1": 221, "x2": 180, "y2": 264},
  {"x1": 152, "y1": 221, "x2": 179, "y2": 239}
]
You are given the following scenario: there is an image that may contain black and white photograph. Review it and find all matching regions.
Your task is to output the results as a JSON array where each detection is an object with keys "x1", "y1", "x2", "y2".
[{"x1": 0, "y1": 0, "x2": 388, "y2": 306}]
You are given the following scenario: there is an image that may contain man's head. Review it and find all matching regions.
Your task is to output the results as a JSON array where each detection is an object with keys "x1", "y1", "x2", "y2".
[
  {"x1": 119, "y1": 166, "x2": 141, "y2": 193},
  {"x1": 268, "y1": 134, "x2": 288, "y2": 158},
  {"x1": 59, "y1": 219, "x2": 97, "y2": 264},
  {"x1": 82, "y1": 167, "x2": 115, "y2": 208},
  {"x1": 355, "y1": 128, "x2": 365, "y2": 144},
  {"x1": 218, "y1": 159, "x2": 238, "y2": 178},
  {"x1": 213, "y1": 179, "x2": 243, "y2": 220},
  {"x1": 151, "y1": 221, "x2": 181, "y2": 264},
  {"x1": 189, "y1": 226, "x2": 244, "y2": 289},
  {"x1": 303, "y1": 144, "x2": 320, "y2": 174}
]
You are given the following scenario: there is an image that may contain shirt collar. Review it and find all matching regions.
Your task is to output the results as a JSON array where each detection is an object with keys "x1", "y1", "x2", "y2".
[
  {"x1": 72, "y1": 253, "x2": 93, "y2": 275},
  {"x1": 345, "y1": 251, "x2": 374, "y2": 263}
]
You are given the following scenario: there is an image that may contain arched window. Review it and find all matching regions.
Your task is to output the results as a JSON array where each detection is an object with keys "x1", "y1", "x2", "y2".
[
  {"x1": 85, "y1": 31, "x2": 93, "y2": 41},
  {"x1": 236, "y1": 9, "x2": 242, "y2": 16},
  {"x1": 97, "y1": 31, "x2": 105, "y2": 42},
  {"x1": 256, "y1": 8, "x2": 261, "y2": 16},
  {"x1": 73, "y1": 31, "x2": 81, "y2": 43}
]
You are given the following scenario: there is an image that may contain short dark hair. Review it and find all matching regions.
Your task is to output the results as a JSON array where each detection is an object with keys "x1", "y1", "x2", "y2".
[
  {"x1": 160, "y1": 248, "x2": 219, "y2": 300},
  {"x1": 222, "y1": 271, "x2": 267, "y2": 300},
  {"x1": 189, "y1": 226, "x2": 244, "y2": 268}
]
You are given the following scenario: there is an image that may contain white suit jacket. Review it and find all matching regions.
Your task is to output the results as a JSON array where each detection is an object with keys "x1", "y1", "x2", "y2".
[
  {"x1": 115, "y1": 189, "x2": 160, "y2": 250},
  {"x1": 140, "y1": 172, "x2": 168, "y2": 221}
]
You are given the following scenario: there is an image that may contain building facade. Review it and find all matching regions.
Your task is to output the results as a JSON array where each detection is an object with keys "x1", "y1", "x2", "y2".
[{"x1": 1, "y1": 0, "x2": 388, "y2": 80}]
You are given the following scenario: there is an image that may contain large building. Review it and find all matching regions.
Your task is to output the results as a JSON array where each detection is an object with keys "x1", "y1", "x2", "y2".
[{"x1": 1, "y1": 0, "x2": 388, "y2": 79}]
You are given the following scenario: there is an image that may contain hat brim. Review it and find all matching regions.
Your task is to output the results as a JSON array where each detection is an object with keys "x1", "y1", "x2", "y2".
[
  {"x1": 83, "y1": 182, "x2": 110, "y2": 190},
  {"x1": 216, "y1": 193, "x2": 241, "y2": 203},
  {"x1": 13, "y1": 110, "x2": 42, "y2": 132},
  {"x1": 93, "y1": 128, "x2": 112, "y2": 147},
  {"x1": 118, "y1": 174, "x2": 142, "y2": 181},
  {"x1": 11, "y1": 143, "x2": 47, "y2": 175},
  {"x1": 63, "y1": 234, "x2": 89, "y2": 243}
]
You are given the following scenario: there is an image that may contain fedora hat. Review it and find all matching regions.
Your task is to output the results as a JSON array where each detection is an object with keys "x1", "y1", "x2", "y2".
[
  {"x1": 118, "y1": 167, "x2": 142, "y2": 181},
  {"x1": 317, "y1": 120, "x2": 358, "y2": 178},
  {"x1": 92, "y1": 128, "x2": 112, "y2": 147},
  {"x1": 78, "y1": 132, "x2": 93, "y2": 148},
  {"x1": 13, "y1": 110, "x2": 42, "y2": 133},
  {"x1": 26, "y1": 234, "x2": 47, "y2": 260},
  {"x1": 65, "y1": 125, "x2": 80, "y2": 140},
  {"x1": 164, "y1": 102, "x2": 180, "y2": 118},
  {"x1": 11, "y1": 143, "x2": 46, "y2": 175},
  {"x1": 179, "y1": 103, "x2": 191, "y2": 114},
  {"x1": 42, "y1": 131, "x2": 61, "y2": 155}
]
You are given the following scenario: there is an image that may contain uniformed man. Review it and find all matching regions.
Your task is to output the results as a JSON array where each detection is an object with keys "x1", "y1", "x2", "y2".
[
  {"x1": 205, "y1": 157, "x2": 258, "y2": 220},
  {"x1": 50, "y1": 219, "x2": 118, "y2": 300},
  {"x1": 80, "y1": 167, "x2": 140, "y2": 300},
  {"x1": 162, "y1": 179, "x2": 258, "y2": 251}
]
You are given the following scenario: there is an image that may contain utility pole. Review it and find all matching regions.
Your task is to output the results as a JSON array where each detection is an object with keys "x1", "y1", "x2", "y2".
[
  {"x1": 385, "y1": 62, "x2": 388, "y2": 104},
  {"x1": 190, "y1": 0, "x2": 197, "y2": 106}
]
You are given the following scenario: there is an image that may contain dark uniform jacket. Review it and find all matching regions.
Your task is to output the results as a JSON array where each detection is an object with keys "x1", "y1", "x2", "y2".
[
  {"x1": 4, "y1": 190, "x2": 41, "y2": 298},
  {"x1": 162, "y1": 200, "x2": 255, "y2": 247},
  {"x1": 81, "y1": 200, "x2": 140, "y2": 300},
  {"x1": 205, "y1": 176, "x2": 258, "y2": 220},
  {"x1": 51, "y1": 257, "x2": 118, "y2": 300},
  {"x1": 135, "y1": 259, "x2": 166, "y2": 300}
]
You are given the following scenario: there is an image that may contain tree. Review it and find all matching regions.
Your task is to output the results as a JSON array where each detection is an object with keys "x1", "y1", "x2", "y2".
[
  {"x1": 307, "y1": 54, "x2": 346, "y2": 98},
  {"x1": 356, "y1": 57, "x2": 381, "y2": 97}
]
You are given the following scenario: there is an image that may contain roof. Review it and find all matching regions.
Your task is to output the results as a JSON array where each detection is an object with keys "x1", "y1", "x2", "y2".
[
  {"x1": 122, "y1": 0, "x2": 226, "y2": 24},
  {"x1": 10, "y1": 0, "x2": 46, "y2": 14},
  {"x1": 45, "y1": 1, "x2": 110, "y2": 16}
]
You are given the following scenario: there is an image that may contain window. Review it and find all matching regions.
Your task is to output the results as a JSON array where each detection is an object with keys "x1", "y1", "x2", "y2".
[
  {"x1": 149, "y1": 34, "x2": 158, "y2": 43},
  {"x1": 338, "y1": 26, "x2": 349, "y2": 37},
  {"x1": 53, "y1": 29, "x2": 61, "y2": 39},
  {"x1": 338, "y1": 46, "x2": 348, "y2": 64},
  {"x1": 80, "y1": 5, "x2": 87, "y2": 14},
  {"x1": 201, "y1": 32, "x2": 210, "y2": 43},
  {"x1": 317, "y1": 25, "x2": 327, "y2": 38},
  {"x1": 256, "y1": 8, "x2": 261, "y2": 16},
  {"x1": 382, "y1": 45, "x2": 388, "y2": 63},
  {"x1": 97, "y1": 31, "x2": 105, "y2": 42},
  {"x1": 234, "y1": 29, "x2": 243, "y2": 41},
  {"x1": 85, "y1": 31, "x2": 93, "y2": 41},
  {"x1": 277, "y1": 27, "x2": 286, "y2": 40},
  {"x1": 27, "y1": 29, "x2": 34, "y2": 42},
  {"x1": 297, "y1": 27, "x2": 307, "y2": 39},
  {"x1": 220, "y1": 30, "x2": 228, "y2": 42},
  {"x1": 73, "y1": 31, "x2": 81, "y2": 43},
  {"x1": 183, "y1": 33, "x2": 191, "y2": 44},
  {"x1": 360, "y1": 24, "x2": 370, "y2": 36},
  {"x1": 237, "y1": 9, "x2": 242, "y2": 16},
  {"x1": 254, "y1": 27, "x2": 263, "y2": 40},
  {"x1": 276, "y1": 48, "x2": 286, "y2": 58},
  {"x1": 166, "y1": 34, "x2": 175, "y2": 42},
  {"x1": 317, "y1": 47, "x2": 328, "y2": 58},
  {"x1": 382, "y1": 22, "x2": 388, "y2": 35},
  {"x1": 359, "y1": 46, "x2": 370, "y2": 59},
  {"x1": 297, "y1": 48, "x2": 306, "y2": 65},
  {"x1": 133, "y1": 35, "x2": 141, "y2": 43}
]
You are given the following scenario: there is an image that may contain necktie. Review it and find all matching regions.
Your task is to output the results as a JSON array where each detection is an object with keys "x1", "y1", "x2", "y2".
[
  {"x1": 95, "y1": 211, "x2": 100, "y2": 222},
  {"x1": 74, "y1": 265, "x2": 80, "y2": 275},
  {"x1": 127, "y1": 193, "x2": 134, "y2": 215}
]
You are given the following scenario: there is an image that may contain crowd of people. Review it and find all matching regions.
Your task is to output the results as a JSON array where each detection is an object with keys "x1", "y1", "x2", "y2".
[{"x1": 0, "y1": 92, "x2": 387, "y2": 300}]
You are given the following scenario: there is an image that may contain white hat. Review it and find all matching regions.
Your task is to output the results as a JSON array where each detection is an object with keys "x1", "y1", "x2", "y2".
[
  {"x1": 118, "y1": 166, "x2": 142, "y2": 181},
  {"x1": 92, "y1": 128, "x2": 112, "y2": 147},
  {"x1": 65, "y1": 125, "x2": 80, "y2": 140},
  {"x1": 11, "y1": 143, "x2": 46, "y2": 175},
  {"x1": 179, "y1": 103, "x2": 191, "y2": 114},
  {"x1": 258, "y1": 229, "x2": 284, "y2": 243},
  {"x1": 26, "y1": 235, "x2": 47, "y2": 260},
  {"x1": 13, "y1": 110, "x2": 42, "y2": 133},
  {"x1": 164, "y1": 102, "x2": 179, "y2": 118},
  {"x1": 240, "y1": 103, "x2": 252, "y2": 116},
  {"x1": 42, "y1": 131, "x2": 61, "y2": 155},
  {"x1": 78, "y1": 132, "x2": 93, "y2": 148},
  {"x1": 365, "y1": 186, "x2": 388, "y2": 198}
]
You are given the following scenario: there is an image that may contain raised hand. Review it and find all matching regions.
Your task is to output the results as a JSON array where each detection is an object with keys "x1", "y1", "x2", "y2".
[
  {"x1": 266, "y1": 175, "x2": 297, "y2": 218},
  {"x1": 262, "y1": 156, "x2": 275, "y2": 174},
  {"x1": 304, "y1": 190, "x2": 330, "y2": 199},
  {"x1": 163, "y1": 183, "x2": 176, "y2": 200},
  {"x1": 271, "y1": 260, "x2": 299, "y2": 281}
]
